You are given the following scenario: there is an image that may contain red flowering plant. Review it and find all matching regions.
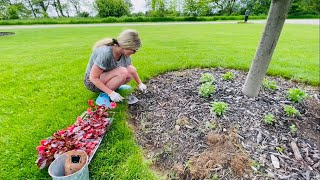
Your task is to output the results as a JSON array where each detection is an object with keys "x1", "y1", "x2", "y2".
[{"x1": 35, "y1": 100, "x2": 116, "y2": 169}]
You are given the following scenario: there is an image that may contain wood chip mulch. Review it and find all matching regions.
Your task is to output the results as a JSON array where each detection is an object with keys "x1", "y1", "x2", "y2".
[
  {"x1": 128, "y1": 68, "x2": 320, "y2": 179},
  {"x1": 0, "y1": 32, "x2": 15, "y2": 36}
]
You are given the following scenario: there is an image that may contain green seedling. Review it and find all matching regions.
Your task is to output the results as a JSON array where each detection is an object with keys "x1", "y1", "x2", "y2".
[
  {"x1": 212, "y1": 102, "x2": 229, "y2": 117},
  {"x1": 262, "y1": 79, "x2": 278, "y2": 91},
  {"x1": 276, "y1": 146, "x2": 284, "y2": 153},
  {"x1": 211, "y1": 173, "x2": 219, "y2": 180},
  {"x1": 200, "y1": 73, "x2": 215, "y2": 83},
  {"x1": 263, "y1": 113, "x2": 275, "y2": 125},
  {"x1": 284, "y1": 105, "x2": 300, "y2": 117},
  {"x1": 205, "y1": 121, "x2": 217, "y2": 129},
  {"x1": 199, "y1": 82, "x2": 215, "y2": 98},
  {"x1": 222, "y1": 71, "x2": 236, "y2": 81},
  {"x1": 290, "y1": 124, "x2": 297, "y2": 134},
  {"x1": 286, "y1": 88, "x2": 308, "y2": 103},
  {"x1": 250, "y1": 160, "x2": 261, "y2": 171}
]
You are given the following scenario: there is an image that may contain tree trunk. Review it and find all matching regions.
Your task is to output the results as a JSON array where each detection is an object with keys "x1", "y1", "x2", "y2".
[
  {"x1": 73, "y1": 4, "x2": 80, "y2": 14},
  {"x1": 38, "y1": 1, "x2": 50, "y2": 17},
  {"x1": 56, "y1": 0, "x2": 65, "y2": 17},
  {"x1": 26, "y1": 0, "x2": 37, "y2": 18},
  {"x1": 52, "y1": 0, "x2": 60, "y2": 17},
  {"x1": 242, "y1": 0, "x2": 292, "y2": 97}
]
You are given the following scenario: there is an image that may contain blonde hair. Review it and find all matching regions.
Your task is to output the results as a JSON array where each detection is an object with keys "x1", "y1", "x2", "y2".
[{"x1": 92, "y1": 29, "x2": 142, "y2": 51}]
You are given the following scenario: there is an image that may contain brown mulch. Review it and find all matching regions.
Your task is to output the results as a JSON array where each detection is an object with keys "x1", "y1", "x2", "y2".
[
  {"x1": 0, "y1": 32, "x2": 15, "y2": 36},
  {"x1": 128, "y1": 68, "x2": 320, "y2": 179}
]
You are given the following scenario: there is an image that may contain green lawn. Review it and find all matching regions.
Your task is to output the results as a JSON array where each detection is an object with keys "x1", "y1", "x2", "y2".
[{"x1": 0, "y1": 23, "x2": 318, "y2": 179}]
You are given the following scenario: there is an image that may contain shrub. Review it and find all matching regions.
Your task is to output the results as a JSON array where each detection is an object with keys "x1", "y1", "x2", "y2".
[
  {"x1": 212, "y1": 102, "x2": 229, "y2": 117},
  {"x1": 199, "y1": 82, "x2": 215, "y2": 98},
  {"x1": 262, "y1": 79, "x2": 278, "y2": 91},
  {"x1": 263, "y1": 113, "x2": 275, "y2": 125},
  {"x1": 77, "y1": 12, "x2": 90, "y2": 17},
  {"x1": 222, "y1": 72, "x2": 236, "y2": 81},
  {"x1": 200, "y1": 73, "x2": 215, "y2": 83},
  {"x1": 283, "y1": 105, "x2": 300, "y2": 117},
  {"x1": 286, "y1": 88, "x2": 308, "y2": 103}
]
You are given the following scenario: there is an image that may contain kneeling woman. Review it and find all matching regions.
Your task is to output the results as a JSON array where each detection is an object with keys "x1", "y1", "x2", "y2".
[{"x1": 84, "y1": 29, "x2": 146, "y2": 102}]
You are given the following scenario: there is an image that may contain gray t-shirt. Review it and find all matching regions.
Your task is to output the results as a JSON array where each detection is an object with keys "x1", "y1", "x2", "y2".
[{"x1": 85, "y1": 46, "x2": 132, "y2": 75}]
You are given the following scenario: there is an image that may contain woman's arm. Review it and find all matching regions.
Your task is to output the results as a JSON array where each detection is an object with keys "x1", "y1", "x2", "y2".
[
  {"x1": 127, "y1": 65, "x2": 147, "y2": 92},
  {"x1": 132, "y1": 70, "x2": 143, "y2": 85}
]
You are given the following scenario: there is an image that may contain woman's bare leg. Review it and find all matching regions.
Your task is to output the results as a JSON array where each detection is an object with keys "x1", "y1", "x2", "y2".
[{"x1": 99, "y1": 67, "x2": 129, "y2": 91}]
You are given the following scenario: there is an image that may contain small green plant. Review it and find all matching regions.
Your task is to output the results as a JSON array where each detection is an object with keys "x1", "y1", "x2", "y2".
[
  {"x1": 211, "y1": 173, "x2": 219, "y2": 180},
  {"x1": 198, "y1": 82, "x2": 215, "y2": 98},
  {"x1": 284, "y1": 105, "x2": 300, "y2": 117},
  {"x1": 290, "y1": 124, "x2": 297, "y2": 134},
  {"x1": 262, "y1": 79, "x2": 278, "y2": 91},
  {"x1": 250, "y1": 160, "x2": 261, "y2": 171},
  {"x1": 205, "y1": 121, "x2": 217, "y2": 129},
  {"x1": 222, "y1": 71, "x2": 236, "y2": 81},
  {"x1": 263, "y1": 113, "x2": 275, "y2": 125},
  {"x1": 276, "y1": 146, "x2": 284, "y2": 153},
  {"x1": 286, "y1": 88, "x2": 308, "y2": 103},
  {"x1": 212, "y1": 102, "x2": 229, "y2": 117},
  {"x1": 200, "y1": 73, "x2": 215, "y2": 83},
  {"x1": 185, "y1": 160, "x2": 192, "y2": 169}
]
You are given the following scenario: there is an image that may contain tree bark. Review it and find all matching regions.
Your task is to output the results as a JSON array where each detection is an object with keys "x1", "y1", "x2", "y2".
[
  {"x1": 56, "y1": 0, "x2": 65, "y2": 17},
  {"x1": 242, "y1": 0, "x2": 292, "y2": 97},
  {"x1": 52, "y1": 0, "x2": 60, "y2": 17},
  {"x1": 26, "y1": 0, "x2": 37, "y2": 18}
]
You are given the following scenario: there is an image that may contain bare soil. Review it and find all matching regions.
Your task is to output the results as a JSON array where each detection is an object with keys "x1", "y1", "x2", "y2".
[{"x1": 128, "y1": 68, "x2": 320, "y2": 179}]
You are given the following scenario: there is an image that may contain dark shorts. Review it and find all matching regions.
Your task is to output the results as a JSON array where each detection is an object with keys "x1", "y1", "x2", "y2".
[{"x1": 84, "y1": 74, "x2": 102, "y2": 92}]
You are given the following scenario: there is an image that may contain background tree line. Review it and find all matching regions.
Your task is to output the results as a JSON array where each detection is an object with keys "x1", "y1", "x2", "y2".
[{"x1": 0, "y1": 0, "x2": 319, "y2": 20}]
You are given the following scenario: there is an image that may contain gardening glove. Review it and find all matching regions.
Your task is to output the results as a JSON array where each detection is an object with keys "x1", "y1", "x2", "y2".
[
  {"x1": 109, "y1": 91, "x2": 123, "y2": 102},
  {"x1": 138, "y1": 83, "x2": 147, "y2": 93}
]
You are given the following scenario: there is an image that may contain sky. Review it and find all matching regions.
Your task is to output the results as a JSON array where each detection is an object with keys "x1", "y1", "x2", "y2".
[{"x1": 131, "y1": 0, "x2": 147, "y2": 13}]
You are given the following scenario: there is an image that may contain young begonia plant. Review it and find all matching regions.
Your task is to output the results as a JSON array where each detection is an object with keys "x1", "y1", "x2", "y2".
[{"x1": 35, "y1": 100, "x2": 116, "y2": 169}]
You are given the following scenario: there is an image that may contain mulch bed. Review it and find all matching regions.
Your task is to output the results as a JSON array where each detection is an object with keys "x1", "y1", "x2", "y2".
[
  {"x1": 0, "y1": 32, "x2": 15, "y2": 36},
  {"x1": 128, "y1": 68, "x2": 320, "y2": 179}
]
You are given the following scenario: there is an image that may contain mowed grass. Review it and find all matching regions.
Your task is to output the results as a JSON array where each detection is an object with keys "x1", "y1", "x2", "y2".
[{"x1": 0, "y1": 23, "x2": 318, "y2": 179}]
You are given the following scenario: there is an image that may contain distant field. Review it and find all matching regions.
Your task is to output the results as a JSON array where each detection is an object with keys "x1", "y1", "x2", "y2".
[{"x1": 0, "y1": 23, "x2": 318, "y2": 179}]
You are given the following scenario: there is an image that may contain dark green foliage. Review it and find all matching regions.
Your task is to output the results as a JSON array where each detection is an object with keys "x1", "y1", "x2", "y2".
[
  {"x1": 0, "y1": 0, "x2": 318, "y2": 20},
  {"x1": 95, "y1": 0, "x2": 130, "y2": 17},
  {"x1": 77, "y1": 11, "x2": 90, "y2": 17},
  {"x1": 289, "y1": 0, "x2": 320, "y2": 15},
  {"x1": 1, "y1": 3, "x2": 31, "y2": 20},
  {"x1": 0, "y1": 15, "x2": 269, "y2": 25}
]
